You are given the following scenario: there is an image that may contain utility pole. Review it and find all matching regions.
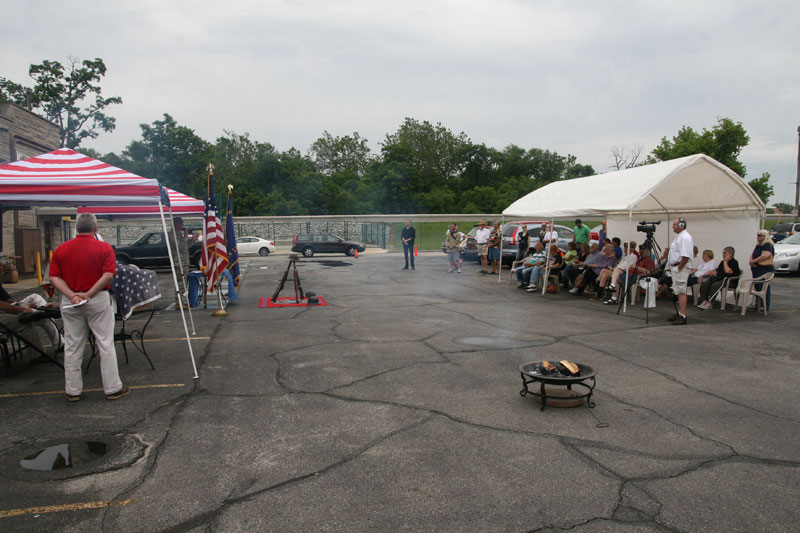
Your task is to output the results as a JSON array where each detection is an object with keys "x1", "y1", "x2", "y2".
[{"x1": 795, "y1": 126, "x2": 800, "y2": 222}]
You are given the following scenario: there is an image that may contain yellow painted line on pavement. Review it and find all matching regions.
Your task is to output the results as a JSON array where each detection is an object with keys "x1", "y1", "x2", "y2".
[
  {"x1": 0, "y1": 383, "x2": 185, "y2": 399},
  {"x1": 0, "y1": 499, "x2": 133, "y2": 518}
]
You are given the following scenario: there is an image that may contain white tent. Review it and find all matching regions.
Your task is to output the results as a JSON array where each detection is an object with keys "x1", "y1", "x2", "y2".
[{"x1": 504, "y1": 154, "x2": 764, "y2": 289}]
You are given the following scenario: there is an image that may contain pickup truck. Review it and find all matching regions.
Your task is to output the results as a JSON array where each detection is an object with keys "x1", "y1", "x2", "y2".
[{"x1": 113, "y1": 232, "x2": 203, "y2": 268}]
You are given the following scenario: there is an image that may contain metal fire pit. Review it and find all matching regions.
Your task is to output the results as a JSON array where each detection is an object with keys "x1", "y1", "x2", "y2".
[{"x1": 519, "y1": 362, "x2": 597, "y2": 411}]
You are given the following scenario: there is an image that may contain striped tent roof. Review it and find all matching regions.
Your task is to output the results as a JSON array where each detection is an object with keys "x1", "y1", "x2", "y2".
[
  {"x1": 77, "y1": 187, "x2": 204, "y2": 218},
  {"x1": 0, "y1": 148, "x2": 162, "y2": 206}
]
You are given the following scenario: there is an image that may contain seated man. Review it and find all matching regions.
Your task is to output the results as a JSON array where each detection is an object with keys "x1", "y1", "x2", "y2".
[
  {"x1": 597, "y1": 241, "x2": 637, "y2": 290},
  {"x1": 570, "y1": 244, "x2": 617, "y2": 295},
  {"x1": 604, "y1": 243, "x2": 656, "y2": 304},
  {"x1": 0, "y1": 281, "x2": 59, "y2": 357},
  {"x1": 515, "y1": 242, "x2": 546, "y2": 288},
  {"x1": 564, "y1": 242, "x2": 594, "y2": 289},
  {"x1": 526, "y1": 244, "x2": 563, "y2": 292}
]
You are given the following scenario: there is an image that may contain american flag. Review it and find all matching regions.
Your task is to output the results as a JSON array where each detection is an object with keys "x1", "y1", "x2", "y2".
[{"x1": 202, "y1": 167, "x2": 228, "y2": 292}]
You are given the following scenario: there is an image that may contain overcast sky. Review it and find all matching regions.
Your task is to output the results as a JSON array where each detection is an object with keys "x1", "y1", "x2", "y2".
[{"x1": 4, "y1": 0, "x2": 799, "y2": 204}]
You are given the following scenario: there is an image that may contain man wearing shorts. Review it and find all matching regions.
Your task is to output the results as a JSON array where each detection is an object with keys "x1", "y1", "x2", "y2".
[
  {"x1": 474, "y1": 220, "x2": 491, "y2": 274},
  {"x1": 444, "y1": 223, "x2": 466, "y2": 273},
  {"x1": 664, "y1": 218, "x2": 693, "y2": 325}
]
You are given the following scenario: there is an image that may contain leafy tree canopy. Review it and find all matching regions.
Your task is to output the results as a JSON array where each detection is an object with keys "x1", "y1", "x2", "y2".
[
  {"x1": 648, "y1": 117, "x2": 750, "y2": 177},
  {"x1": 0, "y1": 57, "x2": 122, "y2": 148},
  {"x1": 747, "y1": 172, "x2": 774, "y2": 206}
]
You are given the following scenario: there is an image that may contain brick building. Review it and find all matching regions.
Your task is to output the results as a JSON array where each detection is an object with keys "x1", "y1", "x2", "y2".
[{"x1": 0, "y1": 102, "x2": 65, "y2": 278}]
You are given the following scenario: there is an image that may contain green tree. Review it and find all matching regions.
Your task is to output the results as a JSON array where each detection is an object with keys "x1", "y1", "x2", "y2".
[
  {"x1": 649, "y1": 117, "x2": 750, "y2": 177},
  {"x1": 747, "y1": 172, "x2": 774, "y2": 206},
  {"x1": 0, "y1": 57, "x2": 122, "y2": 148},
  {"x1": 773, "y1": 202, "x2": 795, "y2": 213},
  {"x1": 381, "y1": 118, "x2": 470, "y2": 193},
  {"x1": 111, "y1": 113, "x2": 213, "y2": 196},
  {"x1": 309, "y1": 131, "x2": 373, "y2": 177}
]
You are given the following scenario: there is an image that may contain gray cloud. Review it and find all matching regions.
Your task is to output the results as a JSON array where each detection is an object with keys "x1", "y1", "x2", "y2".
[{"x1": 3, "y1": 0, "x2": 799, "y2": 202}]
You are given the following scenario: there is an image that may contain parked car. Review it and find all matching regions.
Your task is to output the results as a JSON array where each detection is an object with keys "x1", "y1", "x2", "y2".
[
  {"x1": 236, "y1": 236, "x2": 275, "y2": 256},
  {"x1": 774, "y1": 232, "x2": 800, "y2": 274},
  {"x1": 113, "y1": 232, "x2": 203, "y2": 268},
  {"x1": 769, "y1": 222, "x2": 800, "y2": 243},
  {"x1": 501, "y1": 221, "x2": 574, "y2": 264},
  {"x1": 292, "y1": 233, "x2": 365, "y2": 258}
]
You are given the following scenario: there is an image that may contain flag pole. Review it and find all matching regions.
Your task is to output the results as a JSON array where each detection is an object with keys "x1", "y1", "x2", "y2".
[{"x1": 212, "y1": 276, "x2": 228, "y2": 317}]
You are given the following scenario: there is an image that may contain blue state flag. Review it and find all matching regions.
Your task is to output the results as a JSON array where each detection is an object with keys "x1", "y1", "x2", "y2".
[{"x1": 225, "y1": 189, "x2": 241, "y2": 290}]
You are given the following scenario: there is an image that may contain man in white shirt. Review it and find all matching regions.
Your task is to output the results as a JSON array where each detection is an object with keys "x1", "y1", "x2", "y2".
[
  {"x1": 663, "y1": 218, "x2": 694, "y2": 325},
  {"x1": 474, "y1": 220, "x2": 492, "y2": 274}
]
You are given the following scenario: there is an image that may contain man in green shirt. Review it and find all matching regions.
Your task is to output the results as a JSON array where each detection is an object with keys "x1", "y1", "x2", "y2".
[{"x1": 573, "y1": 219, "x2": 591, "y2": 246}]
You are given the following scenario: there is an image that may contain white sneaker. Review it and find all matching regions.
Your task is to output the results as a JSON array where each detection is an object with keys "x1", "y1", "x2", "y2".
[
  {"x1": 447, "y1": 269, "x2": 453, "y2": 273},
  {"x1": 569, "y1": 287, "x2": 580, "y2": 295}
]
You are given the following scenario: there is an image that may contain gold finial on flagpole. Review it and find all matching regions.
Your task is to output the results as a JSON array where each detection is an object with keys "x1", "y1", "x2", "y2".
[
  {"x1": 206, "y1": 163, "x2": 215, "y2": 175},
  {"x1": 227, "y1": 184, "x2": 233, "y2": 192}
]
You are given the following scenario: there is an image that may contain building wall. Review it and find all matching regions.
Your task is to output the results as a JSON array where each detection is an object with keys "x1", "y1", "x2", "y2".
[{"x1": 0, "y1": 102, "x2": 60, "y2": 271}]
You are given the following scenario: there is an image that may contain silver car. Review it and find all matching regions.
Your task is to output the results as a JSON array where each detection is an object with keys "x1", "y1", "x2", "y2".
[{"x1": 774, "y1": 232, "x2": 800, "y2": 274}]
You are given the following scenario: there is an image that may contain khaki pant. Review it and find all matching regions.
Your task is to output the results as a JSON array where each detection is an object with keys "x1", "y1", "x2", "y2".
[{"x1": 61, "y1": 292, "x2": 122, "y2": 396}]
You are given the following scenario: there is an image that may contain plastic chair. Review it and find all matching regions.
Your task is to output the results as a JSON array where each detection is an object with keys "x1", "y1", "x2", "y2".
[
  {"x1": 716, "y1": 276, "x2": 740, "y2": 311},
  {"x1": 737, "y1": 273, "x2": 774, "y2": 316},
  {"x1": 507, "y1": 259, "x2": 524, "y2": 284}
]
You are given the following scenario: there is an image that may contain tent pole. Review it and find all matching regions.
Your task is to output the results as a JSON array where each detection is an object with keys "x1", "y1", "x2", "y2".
[
  {"x1": 168, "y1": 204, "x2": 197, "y2": 336},
  {"x1": 623, "y1": 211, "x2": 632, "y2": 313},
  {"x1": 542, "y1": 219, "x2": 553, "y2": 294},
  {"x1": 159, "y1": 202, "x2": 199, "y2": 379},
  {"x1": 498, "y1": 216, "x2": 504, "y2": 283}
]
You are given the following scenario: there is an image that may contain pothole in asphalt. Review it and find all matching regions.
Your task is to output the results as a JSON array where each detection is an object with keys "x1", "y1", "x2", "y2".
[
  {"x1": 313, "y1": 260, "x2": 352, "y2": 267},
  {"x1": 2, "y1": 434, "x2": 146, "y2": 481},
  {"x1": 20, "y1": 441, "x2": 109, "y2": 471},
  {"x1": 456, "y1": 336, "x2": 530, "y2": 348}
]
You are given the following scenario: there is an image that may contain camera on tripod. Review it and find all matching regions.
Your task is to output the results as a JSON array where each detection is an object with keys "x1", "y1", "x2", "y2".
[{"x1": 636, "y1": 220, "x2": 661, "y2": 238}]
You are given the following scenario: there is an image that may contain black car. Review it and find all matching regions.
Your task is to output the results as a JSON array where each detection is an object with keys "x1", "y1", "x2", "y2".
[
  {"x1": 113, "y1": 232, "x2": 203, "y2": 268},
  {"x1": 292, "y1": 233, "x2": 366, "y2": 258}
]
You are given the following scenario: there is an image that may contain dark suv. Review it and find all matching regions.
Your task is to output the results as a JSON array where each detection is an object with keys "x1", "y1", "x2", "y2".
[
  {"x1": 114, "y1": 232, "x2": 203, "y2": 268},
  {"x1": 292, "y1": 233, "x2": 366, "y2": 258},
  {"x1": 769, "y1": 222, "x2": 800, "y2": 243}
]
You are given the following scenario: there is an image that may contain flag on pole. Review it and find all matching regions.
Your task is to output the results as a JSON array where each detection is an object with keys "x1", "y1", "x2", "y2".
[
  {"x1": 225, "y1": 185, "x2": 241, "y2": 290},
  {"x1": 202, "y1": 164, "x2": 228, "y2": 292}
]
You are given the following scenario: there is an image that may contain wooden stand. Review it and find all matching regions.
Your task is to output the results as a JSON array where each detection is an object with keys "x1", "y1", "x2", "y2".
[{"x1": 272, "y1": 254, "x2": 305, "y2": 303}]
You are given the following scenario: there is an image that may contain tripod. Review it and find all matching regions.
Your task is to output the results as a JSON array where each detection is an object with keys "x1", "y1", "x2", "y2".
[
  {"x1": 615, "y1": 234, "x2": 673, "y2": 323},
  {"x1": 271, "y1": 254, "x2": 305, "y2": 303}
]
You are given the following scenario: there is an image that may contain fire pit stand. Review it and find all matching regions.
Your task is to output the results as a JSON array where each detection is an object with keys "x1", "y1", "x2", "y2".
[{"x1": 518, "y1": 362, "x2": 597, "y2": 411}]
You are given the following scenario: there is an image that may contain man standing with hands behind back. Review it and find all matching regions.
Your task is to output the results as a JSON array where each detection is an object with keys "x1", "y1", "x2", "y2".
[
  {"x1": 401, "y1": 219, "x2": 416, "y2": 270},
  {"x1": 663, "y1": 218, "x2": 694, "y2": 325},
  {"x1": 49, "y1": 213, "x2": 129, "y2": 402}
]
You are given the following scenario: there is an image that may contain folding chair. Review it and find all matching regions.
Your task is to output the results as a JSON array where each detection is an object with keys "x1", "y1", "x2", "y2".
[{"x1": 0, "y1": 320, "x2": 63, "y2": 370}]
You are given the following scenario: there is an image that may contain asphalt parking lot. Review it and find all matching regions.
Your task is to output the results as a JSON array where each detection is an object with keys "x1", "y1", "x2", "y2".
[{"x1": 1, "y1": 251, "x2": 799, "y2": 532}]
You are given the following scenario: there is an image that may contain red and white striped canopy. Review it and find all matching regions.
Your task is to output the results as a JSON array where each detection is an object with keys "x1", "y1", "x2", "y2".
[
  {"x1": 77, "y1": 187, "x2": 204, "y2": 218},
  {"x1": 0, "y1": 148, "x2": 162, "y2": 206}
]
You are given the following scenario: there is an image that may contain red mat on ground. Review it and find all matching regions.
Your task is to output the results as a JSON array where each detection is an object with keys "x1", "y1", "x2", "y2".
[{"x1": 258, "y1": 296, "x2": 328, "y2": 308}]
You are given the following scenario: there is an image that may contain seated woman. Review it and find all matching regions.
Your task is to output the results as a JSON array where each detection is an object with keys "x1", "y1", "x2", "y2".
[
  {"x1": 0, "y1": 281, "x2": 61, "y2": 356},
  {"x1": 697, "y1": 246, "x2": 740, "y2": 310},
  {"x1": 526, "y1": 244, "x2": 563, "y2": 292},
  {"x1": 687, "y1": 249, "x2": 715, "y2": 287}
]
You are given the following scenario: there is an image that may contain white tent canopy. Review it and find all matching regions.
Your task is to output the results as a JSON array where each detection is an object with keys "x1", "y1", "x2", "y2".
[{"x1": 503, "y1": 154, "x2": 764, "y2": 287}]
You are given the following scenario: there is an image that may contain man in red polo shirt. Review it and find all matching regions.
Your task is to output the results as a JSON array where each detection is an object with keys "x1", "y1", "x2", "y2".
[{"x1": 49, "y1": 213, "x2": 129, "y2": 402}]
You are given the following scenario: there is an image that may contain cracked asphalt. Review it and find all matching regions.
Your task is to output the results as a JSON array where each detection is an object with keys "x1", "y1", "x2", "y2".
[{"x1": 1, "y1": 252, "x2": 799, "y2": 532}]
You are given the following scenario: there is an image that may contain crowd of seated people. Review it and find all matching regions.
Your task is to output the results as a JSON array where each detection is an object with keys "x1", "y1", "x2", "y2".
[{"x1": 507, "y1": 228, "x2": 745, "y2": 312}]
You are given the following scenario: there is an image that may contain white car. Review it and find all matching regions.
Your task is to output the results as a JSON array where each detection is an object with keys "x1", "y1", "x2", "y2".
[
  {"x1": 774, "y1": 232, "x2": 800, "y2": 274},
  {"x1": 236, "y1": 236, "x2": 275, "y2": 256}
]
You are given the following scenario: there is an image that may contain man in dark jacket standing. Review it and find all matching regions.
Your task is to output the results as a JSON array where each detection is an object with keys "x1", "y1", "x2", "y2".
[{"x1": 401, "y1": 219, "x2": 416, "y2": 270}]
